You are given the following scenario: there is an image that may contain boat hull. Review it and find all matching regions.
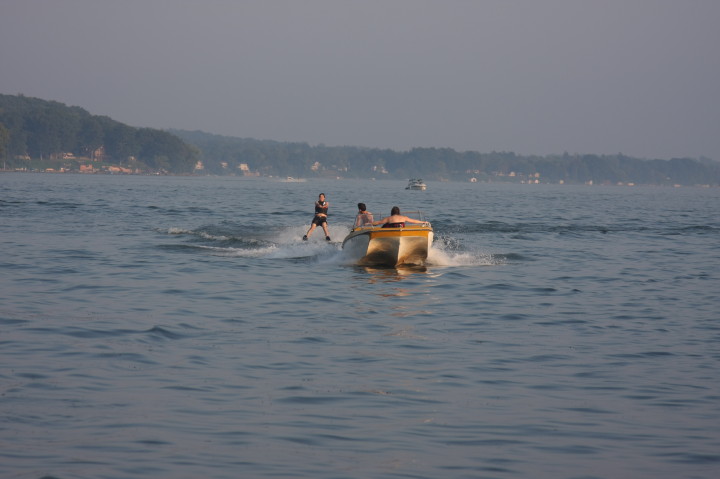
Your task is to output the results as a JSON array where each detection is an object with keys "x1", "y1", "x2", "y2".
[{"x1": 341, "y1": 225, "x2": 433, "y2": 266}]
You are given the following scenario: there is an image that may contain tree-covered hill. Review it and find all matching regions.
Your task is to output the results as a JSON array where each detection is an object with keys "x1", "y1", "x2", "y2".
[
  {"x1": 2, "y1": 93, "x2": 718, "y2": 185},
  {"x1": 173, "y1": 129, "x2": 720, "y2": 186},
  {"x1": 0, "y1": 94, "x2": 198, "y2": 173}
]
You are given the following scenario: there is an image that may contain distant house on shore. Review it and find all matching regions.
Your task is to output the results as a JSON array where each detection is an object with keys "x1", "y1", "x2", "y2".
[{"x1": 92, "y1": 146, "x2": 105, "y2": 162}]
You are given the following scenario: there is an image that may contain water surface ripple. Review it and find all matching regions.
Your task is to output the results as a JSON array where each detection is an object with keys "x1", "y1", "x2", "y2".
[{"x1": 1, "y1": 174, "x2": 719, "y2": 478}]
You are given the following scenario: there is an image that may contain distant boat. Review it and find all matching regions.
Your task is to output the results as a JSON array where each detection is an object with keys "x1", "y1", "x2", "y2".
[
  {"x1": 279, "y1": 176, "x2": 306, "y2": 183},
  {"x1": 405, "y1": 178, "x2": 427, "y2": 190}
]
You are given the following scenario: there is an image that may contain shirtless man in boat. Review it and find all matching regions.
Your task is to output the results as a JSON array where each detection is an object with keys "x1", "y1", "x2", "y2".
[
  {"x1": 372, "y1": 206, "x2": 428, "y2": 228},
  {"x1": 354, "y1": 203, "x2": 374, "y2": 227},
  {"x1": 303, "y1": 193, "x2": 331, "y2": 241}
]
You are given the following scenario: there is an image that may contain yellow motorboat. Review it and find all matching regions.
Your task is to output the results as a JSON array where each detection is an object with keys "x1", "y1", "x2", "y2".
[{"x1": 341, "y1": 211, "x2": 433, "y2": 266}]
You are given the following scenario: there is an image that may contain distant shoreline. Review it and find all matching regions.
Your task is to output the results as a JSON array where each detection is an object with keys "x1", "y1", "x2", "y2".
[{"x1": 2, "y1": 169, "x2": 715, "y2": 188}]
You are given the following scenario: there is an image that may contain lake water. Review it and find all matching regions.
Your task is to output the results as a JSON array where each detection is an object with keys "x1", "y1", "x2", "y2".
[{"x1": 1, "y1": 173, "x2": 719, "y2": 479}]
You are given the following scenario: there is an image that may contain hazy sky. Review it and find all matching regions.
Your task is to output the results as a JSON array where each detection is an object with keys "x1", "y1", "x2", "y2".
[{"x1": 2, "y1": 0, "x2": 719, "y2": 160}]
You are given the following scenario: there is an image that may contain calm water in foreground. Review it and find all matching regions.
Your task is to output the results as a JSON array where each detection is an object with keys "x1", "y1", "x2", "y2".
[{"x1": 1, "y1": 173, "x2": 719, "y2": 479}]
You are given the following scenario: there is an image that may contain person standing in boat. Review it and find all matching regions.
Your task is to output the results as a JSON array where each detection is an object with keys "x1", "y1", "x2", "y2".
[
  {"x1": 303, "y1": 193, "x2": 331, "y2": 241},
  {"x1": 354, "y1": 203, "x2": 374, "y2": 227},
  {"x1": 372, "y1": 206, "x2": 427, "y2": 228}
]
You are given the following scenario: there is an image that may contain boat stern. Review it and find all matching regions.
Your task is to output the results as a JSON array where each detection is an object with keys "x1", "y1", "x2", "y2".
[{"x1": 342, "y1": 224, "x2": 433, "y2": 266}]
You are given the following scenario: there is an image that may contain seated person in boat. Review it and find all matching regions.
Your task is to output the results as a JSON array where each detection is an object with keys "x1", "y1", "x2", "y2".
[
  {"x1": 354, "y1": 203, "x2": 374, "y2": 227},
  {"x1": 372, "y1": 206, "x2": 427, "y2": 228}
]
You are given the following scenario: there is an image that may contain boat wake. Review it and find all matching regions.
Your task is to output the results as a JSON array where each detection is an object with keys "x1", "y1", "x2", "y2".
[
  {"x1": 159, "y1": 225, "x2": 504, "y2": 266},
  {"x1": 159, "y1": 224, "x2": 346, "y2": 260},
  {"x1": 427, "y1": 244, "x2": 501, "y2": 267}
]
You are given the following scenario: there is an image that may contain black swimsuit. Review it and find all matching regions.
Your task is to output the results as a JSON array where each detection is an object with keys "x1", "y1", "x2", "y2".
[{"x1": 312, "y1": 201, "x2": 328, "y2": 225}]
